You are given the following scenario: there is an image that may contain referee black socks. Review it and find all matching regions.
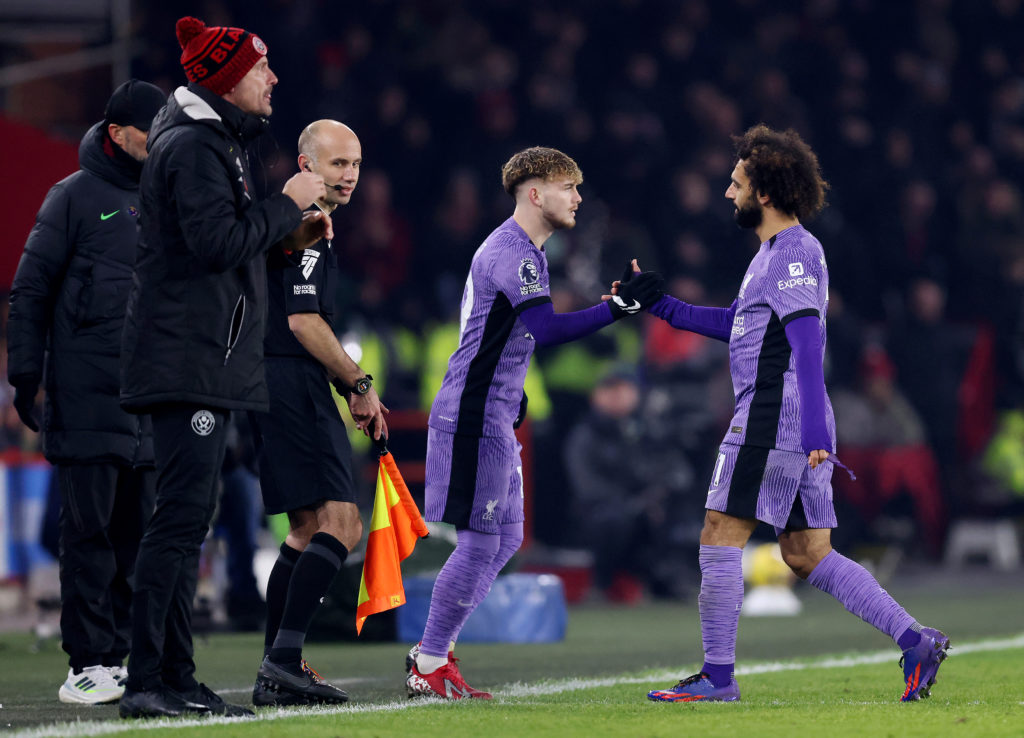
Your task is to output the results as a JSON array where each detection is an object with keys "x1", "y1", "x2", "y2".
[
  {"x1": 268, "y1": 532, "x2": 349, "y2": 670},
  {"x1": 264, "y1": 541, "x2": 302, "y2": 656}
]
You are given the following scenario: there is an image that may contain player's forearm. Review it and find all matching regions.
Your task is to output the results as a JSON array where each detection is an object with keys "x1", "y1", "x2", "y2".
[
  {"x1": 648, "y1": 295, "x2": 735, "y2": 342},
  {"x1": 784, "y1": 315, "x2": 832, "y2": 453},
  {"x1": 288, "y1": 312, "x2": 363, "y2": 385},
  {"x1": 518, "y1": 301, "x2": 614, "y2": 347}
]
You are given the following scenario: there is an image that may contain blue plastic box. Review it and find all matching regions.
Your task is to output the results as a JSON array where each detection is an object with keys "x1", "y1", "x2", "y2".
[{"x1": 398, "y1": 573, "x2": 567, "y2": 643}]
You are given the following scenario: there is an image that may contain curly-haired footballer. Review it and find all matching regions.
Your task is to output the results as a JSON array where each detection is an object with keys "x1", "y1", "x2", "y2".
[{"x1": 642, "y1": 125, "x2": 949, "y2": 704}]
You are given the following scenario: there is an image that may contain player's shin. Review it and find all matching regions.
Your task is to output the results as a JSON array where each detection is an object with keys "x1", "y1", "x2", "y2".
[
  {"x1": 419, "y1": 529, "x2": 501, "y2": 668},
  {"x1": 698, "y1": 545, "x2": 744, "y2": 687},
  {"x1": 806, "y1": 550, "x2": 916, "y2": 642}
]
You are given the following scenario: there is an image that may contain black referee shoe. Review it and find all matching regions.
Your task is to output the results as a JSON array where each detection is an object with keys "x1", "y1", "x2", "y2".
[
  {"x1": 119, "y1": 687, "x2": 210, "y2": 719},
  {"x1": 169, "y1": 683, "x2": 254, "y2": 717},
  {"x1": 254, "y1": 657, "x2": 349, "y2": 706}
]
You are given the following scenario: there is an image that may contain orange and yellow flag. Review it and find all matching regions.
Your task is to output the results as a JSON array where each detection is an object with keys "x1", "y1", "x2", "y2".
[{"x1": 356, "y1": 449, "x2": 429, "y2": 634}]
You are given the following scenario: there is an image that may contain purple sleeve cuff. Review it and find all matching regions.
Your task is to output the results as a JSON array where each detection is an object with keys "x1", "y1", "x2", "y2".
[
  {"x1": 648, "y1": 295, "x2": 736, "y2": 343},
  {"x1": 518, "y1": 301, "x2": 615, "y2": 348},
  {"x1": 784, "y1": 314, "x2": 832, "y2": 454}
]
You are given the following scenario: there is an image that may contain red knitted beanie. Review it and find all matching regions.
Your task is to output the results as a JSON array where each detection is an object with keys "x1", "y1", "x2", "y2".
[{"x1": 175, "y1": 16, "x2": 267, "y2": 96}]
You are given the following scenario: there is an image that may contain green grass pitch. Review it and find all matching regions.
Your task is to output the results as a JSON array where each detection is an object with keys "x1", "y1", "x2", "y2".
[{"x1": 2, "y1": 569, "x2": 1021, "y2": 737}]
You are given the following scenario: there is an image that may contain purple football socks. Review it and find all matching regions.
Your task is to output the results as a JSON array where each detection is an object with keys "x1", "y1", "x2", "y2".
[
  {"x1": 453, "y1": 523, "x2": 523, "y2": 642},
  {"x1": 698, "y1": 545, "x2": 743, "y2": 688},
  {"x1": 808, "y1": 550, "x2": 919, "y2": 644},
  {"x1": 420, "y1": 529, "x2": 501, "y2": 658}
]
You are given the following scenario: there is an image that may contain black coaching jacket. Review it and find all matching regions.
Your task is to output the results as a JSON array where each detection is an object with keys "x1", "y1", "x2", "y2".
[
  {"x1": 7, "y1": 122, "x2": 154, "y2": 466},
  {"x1": 120, "y1": 83, "x2": 302, "y2": 413}
]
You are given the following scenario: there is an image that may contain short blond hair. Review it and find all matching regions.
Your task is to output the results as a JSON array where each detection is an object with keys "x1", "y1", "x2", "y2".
[{"x1": 501, "y1": 146, "x2": 582, "y2": 197}]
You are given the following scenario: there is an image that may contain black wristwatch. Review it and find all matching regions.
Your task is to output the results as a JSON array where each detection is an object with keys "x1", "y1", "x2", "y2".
[{"x1": 350, "y1": 374, "x2": 373, "y2": 395}]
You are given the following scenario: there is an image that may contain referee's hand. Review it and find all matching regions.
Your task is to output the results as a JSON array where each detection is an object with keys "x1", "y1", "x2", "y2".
[{"x1": 347, "y1": 388, "x2": 390, "y2": 441}]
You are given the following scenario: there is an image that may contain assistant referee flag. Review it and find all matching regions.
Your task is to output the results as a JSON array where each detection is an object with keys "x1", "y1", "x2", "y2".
[{"x1": 356, "y1": 442, "x2": 429, "y2": 634}]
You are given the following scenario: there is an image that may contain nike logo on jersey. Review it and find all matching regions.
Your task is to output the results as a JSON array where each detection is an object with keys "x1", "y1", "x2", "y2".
[
  {"x1": 738, "y1": 273, "x2": 754, "y2": 299},
  {"x1": 612, "y1": 295, "x2": 641, "y2": 313},
  {"x1": 301, "y1": 249, "x2": 321, "y2": 280},
  {"x1": 100, "y1": 210, "x2": 119, "y2": 220}
]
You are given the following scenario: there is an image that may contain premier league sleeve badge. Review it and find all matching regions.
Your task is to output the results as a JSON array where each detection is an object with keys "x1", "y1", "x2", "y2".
[{"x1": 518, "y1": 258, "x2": 542, "y2": 295}]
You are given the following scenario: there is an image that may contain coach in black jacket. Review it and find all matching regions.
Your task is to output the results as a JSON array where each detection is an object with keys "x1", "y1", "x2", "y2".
[
  {"x1": 117, "y1": 17, "x2": 330, "y2": 719},
  {"x1": 7, "y1": 79, "x2": 165, "y2": 706}
]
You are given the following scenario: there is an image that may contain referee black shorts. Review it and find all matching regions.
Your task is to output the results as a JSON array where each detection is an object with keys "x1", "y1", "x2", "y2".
[{"x1": 254, "y1": 356, "x2": 357, "y2": 515}]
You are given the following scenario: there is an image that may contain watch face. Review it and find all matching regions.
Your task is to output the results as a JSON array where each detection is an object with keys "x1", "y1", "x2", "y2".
[{"x1": 355, "y1": 377, "x2": 371, "y2": 394}]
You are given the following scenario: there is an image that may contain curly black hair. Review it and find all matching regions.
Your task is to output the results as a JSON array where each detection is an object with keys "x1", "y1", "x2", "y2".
[
  {"x1": 501, "y1": 146, "x2": 583, "y2": 197},
  {"x1": 733, "y1": 124, "x2": 829, "y2": 220}
]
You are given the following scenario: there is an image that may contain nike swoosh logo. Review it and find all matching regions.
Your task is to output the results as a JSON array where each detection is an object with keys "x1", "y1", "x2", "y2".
[
  {"x1": 457, "y1": 599, "x2": 474, "y2": 607},
  {"x1": 100, "y1": 210, "x2": 120, "y2": 220},
  {"x1": 612, "y1": 295, "x2": 641, "y2": 312}
]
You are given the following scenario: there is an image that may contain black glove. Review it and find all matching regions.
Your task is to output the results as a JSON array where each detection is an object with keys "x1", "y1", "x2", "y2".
[
  {"x1": 607, "y1": 261, "x2": 665, "y2": 319},
  {"x1": 513, "y1": 392, "x2": 528, "y2": 430},
  {"x1": 11, "y1": 379, "x2": 40, "y2": 432}
]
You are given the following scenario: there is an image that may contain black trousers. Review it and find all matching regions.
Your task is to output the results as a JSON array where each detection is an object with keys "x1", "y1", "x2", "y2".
[
  {"x1": 57, "y1": 463, "x2": 155, "y2": 672},
  {"x1": 126, "y1": 405, "x2": 229, "y2": 692}
]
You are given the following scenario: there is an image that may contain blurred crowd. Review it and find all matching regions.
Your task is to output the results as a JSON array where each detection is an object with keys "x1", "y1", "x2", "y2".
[{"x1": 3, "y1": 0, "x2": 1024, "y2": 602}]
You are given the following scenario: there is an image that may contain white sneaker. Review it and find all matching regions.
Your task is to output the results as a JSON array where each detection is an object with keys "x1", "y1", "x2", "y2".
[
  {"x1": 108, "y1": 665, "x2": 128, "y2": 686},
  {"x1": 57, "y1": 666, "x2": 125, "y2": 704}
]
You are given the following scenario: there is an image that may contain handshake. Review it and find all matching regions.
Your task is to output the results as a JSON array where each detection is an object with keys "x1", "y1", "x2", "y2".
[{"x1": 602, "y1": 259, "x2": 665, "y2": 319}]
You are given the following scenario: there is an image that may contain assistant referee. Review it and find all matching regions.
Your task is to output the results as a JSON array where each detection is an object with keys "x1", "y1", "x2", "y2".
[{"x1": 252, "y1": 120, "x2": 388, "y2": 706}]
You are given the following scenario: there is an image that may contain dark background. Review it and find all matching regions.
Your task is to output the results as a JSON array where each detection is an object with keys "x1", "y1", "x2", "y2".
[{"x1": 1, "y1": 0, "x2": 1022, "y2": 577}]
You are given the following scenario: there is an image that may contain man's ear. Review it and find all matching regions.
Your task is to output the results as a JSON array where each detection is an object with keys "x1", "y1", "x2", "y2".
[
  {"x1": 108, "y1": 123, "x2": 124, "y2": 147},
  {"x1": 527, "y1": 184, "x2": 542, "y2": 207}
]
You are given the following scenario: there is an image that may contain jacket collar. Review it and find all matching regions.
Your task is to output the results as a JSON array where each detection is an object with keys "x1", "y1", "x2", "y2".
[
  {"x1": 175, "y1": 83, "x2": 269, "y2": 144},
  {"x1": 78, "y1": 121, "x2": 140, "y2": 189},
  {"x1": 173, "y1": 85, "x2": 221, "y2": 123}
]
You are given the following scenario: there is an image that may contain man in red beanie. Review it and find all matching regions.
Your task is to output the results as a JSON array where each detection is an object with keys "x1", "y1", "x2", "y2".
[{"x1": 119, "y1": 16, "x2": 329, "y2": 719}]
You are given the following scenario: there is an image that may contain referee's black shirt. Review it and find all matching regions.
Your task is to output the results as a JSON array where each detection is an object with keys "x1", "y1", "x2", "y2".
[{"x1": 264, "y1": 208, "x2": 337, "y2": 358}]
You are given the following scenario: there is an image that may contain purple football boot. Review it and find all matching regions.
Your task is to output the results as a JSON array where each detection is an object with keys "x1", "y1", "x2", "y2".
[
  {"x1": 647, "y1": 672, "x2": 741, "y2": 702},
  {"x1": 900, "y1": 627, "x2": 951, "y2": 701}
]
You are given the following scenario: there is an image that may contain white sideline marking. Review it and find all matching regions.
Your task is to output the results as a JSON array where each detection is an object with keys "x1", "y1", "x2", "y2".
[
  {"x1": 503, "y1": 632, "x2": 1024, "y2": 697},
  {"x1": 11, "y1": 633, "x2": 1024, "y2": 738}
]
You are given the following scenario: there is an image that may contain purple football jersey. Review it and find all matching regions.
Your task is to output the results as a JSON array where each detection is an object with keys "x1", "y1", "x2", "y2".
[
  {"x1": 429, "y1": 217, "x2": 551, "y2": 437},
  {"x1": 723, "y1": 225, "x2": 836, "y2": 453}
]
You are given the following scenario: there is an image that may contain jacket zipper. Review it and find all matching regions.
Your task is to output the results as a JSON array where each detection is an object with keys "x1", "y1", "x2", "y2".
[
  {"x1": 62, "y1": 472, "x2": 84, "y2": 532},
  {"x1": 132, "y1": 415, "x2": 143, "y2": 467},
  {"x1": 224, "y1": 294, "x2": 246, "y2": 366}
]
